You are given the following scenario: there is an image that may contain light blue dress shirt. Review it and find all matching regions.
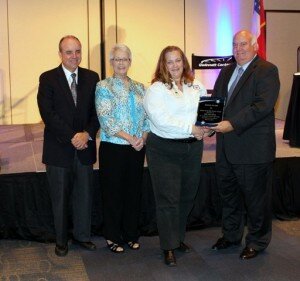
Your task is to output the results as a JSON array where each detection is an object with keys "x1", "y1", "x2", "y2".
[{"x1": 228, "y1": 55, "x2": 256, "y2": 90}]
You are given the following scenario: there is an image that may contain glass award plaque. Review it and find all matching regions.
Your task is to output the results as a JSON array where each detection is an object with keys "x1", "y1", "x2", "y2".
[{"x1": 196, "y1": 97, "x2": 226, "y2": 126}]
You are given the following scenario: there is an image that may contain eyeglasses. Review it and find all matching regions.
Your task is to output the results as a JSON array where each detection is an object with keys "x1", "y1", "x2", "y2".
[{"x1": 112, "y1": 58, "x2": 130, "y2": 63}]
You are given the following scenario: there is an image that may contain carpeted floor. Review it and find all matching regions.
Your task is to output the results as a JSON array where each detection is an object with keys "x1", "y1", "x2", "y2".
[
  {"x1": 0, "y1": 240, "x2": 89, "y2": 281},
  {"x1": 1, "y1": 220, "x2": 300, "y2": 281},
  {"x1": 274, "y1": 219, "x2": 300, "y2": 237}
]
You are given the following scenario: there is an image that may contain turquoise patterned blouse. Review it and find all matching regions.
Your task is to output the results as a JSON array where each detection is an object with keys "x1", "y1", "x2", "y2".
[{"x1": 95, "y1": 76, "x2": 150, "y2": 145}]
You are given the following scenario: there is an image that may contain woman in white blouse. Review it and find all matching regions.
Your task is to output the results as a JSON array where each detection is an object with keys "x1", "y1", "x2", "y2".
[{"x1": 143, "y1": 46, "x2": 208, "y2": 266}]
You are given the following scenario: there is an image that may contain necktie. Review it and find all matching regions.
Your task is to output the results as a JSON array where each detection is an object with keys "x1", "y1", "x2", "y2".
[
  {"x1": 227, "y1": 67, "x2": 244, "y2": 101},
  {"x1": 70, "y1": 73, "x2": 77, "y2": 105}
]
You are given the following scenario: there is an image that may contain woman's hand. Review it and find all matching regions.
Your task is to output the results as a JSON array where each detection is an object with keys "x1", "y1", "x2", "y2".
[
  {"x1": 130, "y1": 136, "x2": 145, "y2": 151},
  {"x1": 115, "y1": 131, "x2": 146, "y2": 151},
  {"x1": 191, "y1": 125, "x2": 205, "y2": 140}
]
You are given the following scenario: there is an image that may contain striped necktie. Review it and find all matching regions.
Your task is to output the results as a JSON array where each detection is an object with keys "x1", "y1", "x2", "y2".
[{"x1": 70, "y1": 73, "x2": 77, "y2": 105}]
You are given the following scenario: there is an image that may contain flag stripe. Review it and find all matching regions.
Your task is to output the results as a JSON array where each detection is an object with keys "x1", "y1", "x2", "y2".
[{"x1": 251, "y1": 0, "x2": 266, "y2": 60}]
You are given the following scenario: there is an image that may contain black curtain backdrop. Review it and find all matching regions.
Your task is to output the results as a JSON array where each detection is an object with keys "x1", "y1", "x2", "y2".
[
  {"x1": 283, "y1": 75, "x2": 300, "y2": 147},
  {"x1": 1, "y1": 158, "x2": 300, "y2": 242}
]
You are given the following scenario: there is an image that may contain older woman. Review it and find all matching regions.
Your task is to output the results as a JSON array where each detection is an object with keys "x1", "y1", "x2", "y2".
[
  {"x1": 143, "y1": 46, "x2": 208, "y2": 266},
  {"x1": 95, "y1": 44, "x2": 149, "y2": 253}
]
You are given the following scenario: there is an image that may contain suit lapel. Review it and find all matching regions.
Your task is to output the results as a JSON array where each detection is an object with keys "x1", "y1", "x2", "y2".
[
  {"x1": 76, "y1": 67, "x2": 84, "y2": 107},
  {"x1": 57, "y1": 65, "x2": 76, "y2": 108},
  {"x1": 224, "y1": 64, "x2": 236, "y2": 97},
  {"x1": 222, "y1": 64, "x2": 235, "y2": 104}
]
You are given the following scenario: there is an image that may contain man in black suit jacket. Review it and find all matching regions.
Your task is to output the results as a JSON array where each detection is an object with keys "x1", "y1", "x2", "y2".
[
  {"x1": 210, "y1": 30, "x2": 280, "y2": 259},
  {"x1": 37, "y1": 35, "x2": 100, "y2": 256}
]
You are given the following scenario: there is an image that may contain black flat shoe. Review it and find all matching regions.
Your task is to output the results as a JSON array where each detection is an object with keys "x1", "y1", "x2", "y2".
[
  {"x1": 164, "y1": 250, "x2": 177, "y2": 266},
  {"x1": 177, "y1": 242, "x2": 191, "y2": 253},
  {"x1": 55, "y1": 244, "x2": 68, "y2": 257},
  {"x1": 106, "y1": 240, "x2": 124, "y2": 253},
  {"x1": 212, "y1": 237, "x2": 240, "y2": 250},
  {"x1": 73, "y1": 239, "x2": 96, "y2": 251},
  {"x1": 240, "y1": 247, "x2": 258, "y2": 260}
]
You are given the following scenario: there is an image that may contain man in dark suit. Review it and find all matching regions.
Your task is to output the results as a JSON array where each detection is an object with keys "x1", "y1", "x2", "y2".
[
  {"x1": 37, "y1": 35, "x2": 100, "y2": 256},
  {"x1": 210, "y1": 30, "x2": 280, "y2": 259}
]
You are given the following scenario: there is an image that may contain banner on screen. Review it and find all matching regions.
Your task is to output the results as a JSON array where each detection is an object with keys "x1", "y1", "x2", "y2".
[{"x1": 192, "y1": 54, "x2": 235, "y2": 70}]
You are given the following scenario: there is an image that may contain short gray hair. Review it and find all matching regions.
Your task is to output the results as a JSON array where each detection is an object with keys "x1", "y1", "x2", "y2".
[
  {"x1": 234, "y1": 30, "x2": 257, "y2": 46},
  {"x1": 109, "y1": 44, "x2": 132, "y2": 60}
]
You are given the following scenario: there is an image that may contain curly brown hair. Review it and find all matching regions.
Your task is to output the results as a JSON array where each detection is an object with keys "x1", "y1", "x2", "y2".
[{"x1": 151, "y1": 46, "x2": 194, "y2": 88}]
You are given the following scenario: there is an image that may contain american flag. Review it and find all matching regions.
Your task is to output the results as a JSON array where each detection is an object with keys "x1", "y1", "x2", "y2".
[{"x1": 251, "y1": 0, "x2": 266, "y2": 59}]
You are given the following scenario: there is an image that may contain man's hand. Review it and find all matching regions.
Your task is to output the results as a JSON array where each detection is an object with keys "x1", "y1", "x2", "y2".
[
  {"x1": 71, "y1": 132, "x2": 89, "y2": 150},
  {"x1": 210, "y1": 120, "x2": 234, "y2": 133},
  {"x1": 202, "y1": 128, "x2": 215, "y2": 137}
]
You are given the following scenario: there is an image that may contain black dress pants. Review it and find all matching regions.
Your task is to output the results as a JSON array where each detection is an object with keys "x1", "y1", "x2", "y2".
[
  {"x1": 46, "y1": 153, "x2": 93, "y2": 246},
  {"x1": 99, "y1": 142, "x2": 145, "y2": 244},
  {"x1": 216, "y1": 151, "x2": 273, "y2": 251},
  {"x1": 146, "y1": 133, "x2": 203, "y2": 250}
]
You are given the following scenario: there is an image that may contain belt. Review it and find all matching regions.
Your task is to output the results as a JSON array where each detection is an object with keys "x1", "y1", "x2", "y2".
[{"x1": 155, "y1": 134, "x2": 197, "y2": 143}]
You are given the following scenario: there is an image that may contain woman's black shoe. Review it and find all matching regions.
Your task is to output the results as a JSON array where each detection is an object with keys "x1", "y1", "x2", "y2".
[{"x1": 164, "y1": 250, "x2": 177, "y2": 266}]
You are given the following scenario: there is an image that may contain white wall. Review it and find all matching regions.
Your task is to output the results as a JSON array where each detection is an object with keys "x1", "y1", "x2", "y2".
[
  {"x1": 264, "y1": 0, "x2": 300, "y2": 119},
  {"x1": 104, "y1": 0, "x2": 185, "y2": 87},
  {"x1": 265, "y1": 0, "x2": 300, "y2": 10},
  {"x1": 0, "y1": 0, "x2": 299, "y2": 124},
  {"x1": 0, "y1": 0, "x2": 10, "y2": 124},
  {"x1": 0, "y1": 0, "x2": 100, "y2": 124},
  {"x1": 185, "y1": 0, "x2": 252, "y2": 89}
]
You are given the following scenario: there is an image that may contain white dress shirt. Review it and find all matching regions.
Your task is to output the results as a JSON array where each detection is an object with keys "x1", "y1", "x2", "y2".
[
  {"x1": 61, "y1": 64, "x2": 78, "y2": 87},
  {"x1": 143, "y1": 79, "x2": 207, "y2": 139}
]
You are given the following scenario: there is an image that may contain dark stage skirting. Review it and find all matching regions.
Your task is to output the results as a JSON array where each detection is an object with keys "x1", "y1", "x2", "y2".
[
  {"x1": 1, "y1": 158, "x2": 300, "y2": 242},
  {"x1": 283, "y1": 74, "x2": 300, "y2": 147}
]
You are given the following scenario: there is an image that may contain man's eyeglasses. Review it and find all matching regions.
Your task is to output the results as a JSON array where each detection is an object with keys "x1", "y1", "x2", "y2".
[{"x1": 112, "y1": 58, "x2": 130, "y2": 63}]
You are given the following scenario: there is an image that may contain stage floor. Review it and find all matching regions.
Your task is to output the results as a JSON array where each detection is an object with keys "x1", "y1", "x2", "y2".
[{"x1": 0, "y1": 119, "x2": 300, "y2": 175}]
